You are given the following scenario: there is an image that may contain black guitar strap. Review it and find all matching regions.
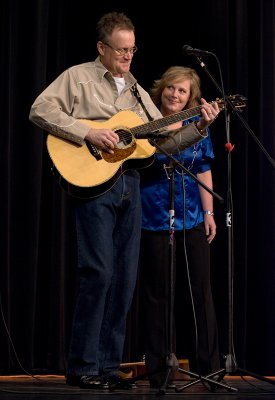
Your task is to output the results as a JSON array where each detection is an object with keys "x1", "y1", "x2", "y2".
[{"x1": 131, "y1": 83, "x2": 154, "y2": 122}]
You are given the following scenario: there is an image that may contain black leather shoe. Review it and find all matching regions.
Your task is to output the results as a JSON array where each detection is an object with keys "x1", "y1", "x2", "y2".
[
  {"x1": 80, "y1": 375, "x2": 109, "y2": 389},
  {"x1": 66, "y1": 375, "x2": 107, "y2": 389},
  {"x1": 102, "y1": 374, "x2": 137, "y2": 390},
  {"x1": 66, "y1": 374, "x2": 136, "y2": 390}
]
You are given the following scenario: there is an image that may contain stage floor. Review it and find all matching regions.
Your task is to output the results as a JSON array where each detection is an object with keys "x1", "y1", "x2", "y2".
[{"x1": 0, "y1": 374, "x2": 275, "y2": 400}]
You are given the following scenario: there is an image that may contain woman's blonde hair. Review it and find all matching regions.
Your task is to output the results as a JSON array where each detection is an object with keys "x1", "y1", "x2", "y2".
[{"x1": 150, "y1": 66, "x2": 201, "y2": 109}]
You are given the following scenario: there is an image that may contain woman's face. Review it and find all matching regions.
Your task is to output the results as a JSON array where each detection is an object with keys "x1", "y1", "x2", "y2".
[{"x1": 160, "y1": 79, "x2": 191, "y2": 115}]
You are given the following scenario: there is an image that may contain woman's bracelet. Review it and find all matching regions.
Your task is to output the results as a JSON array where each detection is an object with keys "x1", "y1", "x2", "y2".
[{"x1": 204, "y1": 210, "x2": 214, "y2": 216}]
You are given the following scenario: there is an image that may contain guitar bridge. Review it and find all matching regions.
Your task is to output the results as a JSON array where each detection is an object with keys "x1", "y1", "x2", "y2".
[{"x1": 85, "y1": 140, "x2": 102, "y2": 160}]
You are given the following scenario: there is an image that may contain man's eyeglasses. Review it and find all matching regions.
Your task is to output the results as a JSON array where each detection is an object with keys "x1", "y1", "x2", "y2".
[{"x1": 103, "y1": 42, "x2": 138, "y2": 56}]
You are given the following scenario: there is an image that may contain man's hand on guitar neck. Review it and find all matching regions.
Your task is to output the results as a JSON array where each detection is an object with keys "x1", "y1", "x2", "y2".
[{"x1": 85, "y1": 128, "x2": 119, "y2": 154}]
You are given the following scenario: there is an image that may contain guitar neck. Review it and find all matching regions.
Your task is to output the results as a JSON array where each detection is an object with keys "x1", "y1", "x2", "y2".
[
  {"x1": 130, "y1": 104, "x2": 205, "y2": 136},
  {"x1": 130, "y1": 93, "x2": 249, "y2": 136}
]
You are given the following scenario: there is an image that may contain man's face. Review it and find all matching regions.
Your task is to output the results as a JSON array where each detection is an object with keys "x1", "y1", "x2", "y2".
[{"x1": 97, "y1": 28, "x2": 136, "y2": 77}]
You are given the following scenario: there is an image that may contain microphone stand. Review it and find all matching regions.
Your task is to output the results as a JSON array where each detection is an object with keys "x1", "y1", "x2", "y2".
[
  {"x1": 129, "y1": 139, "x2": 237, "y2": 394},
  {"x1": 180, "y1": 54, "x2": 275, "y2": 390},
  {"x1": 197, "y1": 56, "x2": 275, "y2": 169}
]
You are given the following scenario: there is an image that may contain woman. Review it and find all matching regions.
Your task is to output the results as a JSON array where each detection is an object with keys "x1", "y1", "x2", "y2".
[{"x1": 139, "y1": 66, "x2": 220, "y2": 388}]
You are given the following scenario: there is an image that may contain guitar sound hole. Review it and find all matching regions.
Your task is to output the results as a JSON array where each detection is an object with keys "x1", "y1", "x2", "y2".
[
  {"x1": 116, "y1": 129, "x2": 134, "y2": 149},
  {"x1": 101, "y1": 128, "x2": 136, "y2": 163}
]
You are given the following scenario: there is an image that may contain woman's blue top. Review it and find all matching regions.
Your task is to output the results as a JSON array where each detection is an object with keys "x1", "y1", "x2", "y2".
[{"x1": 140, "y1": 119, "x2": 215, "y2": 231}]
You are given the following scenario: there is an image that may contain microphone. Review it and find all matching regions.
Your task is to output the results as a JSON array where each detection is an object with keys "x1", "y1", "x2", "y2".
[
  {"x1": 135, "y1": 132, "x2": 169, "y2": 139},
  {"x1": 182, "y1": 44, "x2": 212, "y2": 57}
]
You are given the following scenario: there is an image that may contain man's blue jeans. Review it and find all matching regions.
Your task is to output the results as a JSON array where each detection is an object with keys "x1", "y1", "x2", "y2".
[{"x1": 67, "y1": 170, "x2": 141, "y2": 377}]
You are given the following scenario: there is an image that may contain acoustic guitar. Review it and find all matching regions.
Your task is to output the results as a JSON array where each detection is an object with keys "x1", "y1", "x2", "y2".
[{"x1": 47, "y1": 94, "x2": 246, "y2": 198}]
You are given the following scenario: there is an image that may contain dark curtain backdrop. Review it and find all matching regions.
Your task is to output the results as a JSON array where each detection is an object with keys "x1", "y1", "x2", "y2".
[{"x1": 1, "y1": 0, "x2": 274, "y2": 376}]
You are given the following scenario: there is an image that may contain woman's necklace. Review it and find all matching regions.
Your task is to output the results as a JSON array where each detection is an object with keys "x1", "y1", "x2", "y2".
[{"x1": 175, "y1": 143, "x2": 198, "y2": 174}]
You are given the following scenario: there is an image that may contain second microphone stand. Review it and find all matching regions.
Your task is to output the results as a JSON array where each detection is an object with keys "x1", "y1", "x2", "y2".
[{"x1": 189, "y1": 53, "x2": 275, "y2": 391}]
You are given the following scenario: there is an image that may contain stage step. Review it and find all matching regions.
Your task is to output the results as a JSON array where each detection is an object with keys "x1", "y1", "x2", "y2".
[{"x1": 120, "y1": 359, "x2": 189, "y2": 379}]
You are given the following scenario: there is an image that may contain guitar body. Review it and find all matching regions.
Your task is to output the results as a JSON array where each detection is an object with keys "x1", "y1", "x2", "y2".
[{"x1": 46, "y1": 110, "x2": 156, "y2": 198}]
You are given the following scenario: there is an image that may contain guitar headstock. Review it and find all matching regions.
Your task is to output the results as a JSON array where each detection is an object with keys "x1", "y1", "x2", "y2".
[{"x1": 216, "y1": 94, "x2": 247, "y2": 111}]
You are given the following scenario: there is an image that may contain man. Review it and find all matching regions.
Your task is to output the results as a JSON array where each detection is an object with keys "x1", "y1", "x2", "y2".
[{"x1": 29, "y1": 12, "x2": 219, "y2": 390}]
